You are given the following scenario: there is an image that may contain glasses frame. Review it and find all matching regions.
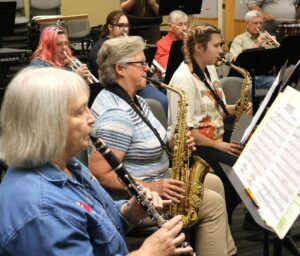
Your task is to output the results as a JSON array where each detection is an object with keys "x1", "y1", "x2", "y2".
[
  {"x1": 112, "y1": 23, "x2": 130, "y2": 29},
  {"x1": 125, "y1": 61, "x2": 148, "y2": 69}
]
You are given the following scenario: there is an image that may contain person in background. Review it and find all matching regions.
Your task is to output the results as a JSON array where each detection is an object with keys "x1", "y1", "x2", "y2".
[
  {"x1": 30, "y1": 26, "x2": 92, "y2": 83},
  {"x1": 168, "y1": 24, "x2": 253, "y2": 222},
  {"x1": 229, "y1": 10, "x2": 276, "y2": 89},
  {"x1": 88, "y1": 35, "x2": 237, "y2": 256},
  {"x1": 0, "y1": 67, "x2": 192, "y2": 256},
  {"x1": 154, "y1": 10, "x2": 188, "y2": 74},
  {"x1": 247, "y1": 0, "x2": 300, "y2": 35},
  {"x1": 89, "y1": 10, "x2": 130, "y2": 78},
  {"x1": 120, "y1": 0, "x2": 161, "y2": 44}
]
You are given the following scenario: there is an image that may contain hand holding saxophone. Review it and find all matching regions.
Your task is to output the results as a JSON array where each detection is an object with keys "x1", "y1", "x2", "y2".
[{"x1": 214, "y1": 141, "x2": 243, "y2": 156}]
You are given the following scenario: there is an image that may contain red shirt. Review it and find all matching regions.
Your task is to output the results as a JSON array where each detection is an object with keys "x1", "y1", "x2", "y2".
[{"x1": 154, "y1": 32, "x2": 174, "y2": 69}]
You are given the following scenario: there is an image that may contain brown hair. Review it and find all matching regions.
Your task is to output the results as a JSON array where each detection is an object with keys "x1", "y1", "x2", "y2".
[{"x1": 183, "y1": 23, "x2": 221, "y2": 72}]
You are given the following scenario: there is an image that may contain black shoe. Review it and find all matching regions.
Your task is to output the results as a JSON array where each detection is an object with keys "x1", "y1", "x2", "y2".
[{"x1": 243, "y1": 211, "x2": 262, "y2": 231}]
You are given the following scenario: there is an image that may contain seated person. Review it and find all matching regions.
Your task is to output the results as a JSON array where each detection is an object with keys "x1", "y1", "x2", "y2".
[
  {"x1": 31, "y1": 26, "x2": 92, "y2": 84},
  {"x1": 154, "y1": 10, "x2": 188, "y2": 78},
  {"x1": 89, "y1": 10, "x2": 130, "y2": 78},
  {"x1": 88, "y1": 35, "x2": 237, "y2": 256},
  {"x1": 88, "y1": 11, "x2": 167, "y2": 115},
  {"x1": 168, "y1": 24, "x2": 253, "y2": 220},
  {"x1": 229, "y1": 10, "x2": 276, "y2": 89},
  {"x1": 0, "y1": 67, "x2": 192, "y2": 256}
]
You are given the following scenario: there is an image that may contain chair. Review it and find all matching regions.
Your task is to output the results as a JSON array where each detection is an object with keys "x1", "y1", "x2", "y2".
[
  {"x1": 220, "y1": 76, "x2": 251, "y2": 104},
  {"x1": 220, "y1": 76, "x2": 251, "y2": 140},
  {"x1": 29, "y1": 0, "x2": 61, "y2": 16},
  {"x1": 144, "y1": 98, "x2": 167, "y2": 129}
]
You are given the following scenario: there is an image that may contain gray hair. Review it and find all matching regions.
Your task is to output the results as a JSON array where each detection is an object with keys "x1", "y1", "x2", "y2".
[
  {"x1": 169, "y1": 10, "x2": 188, "y2": 24},
  {"x1": 0, "y1": 67, "x2": 89, "y2": 168},
  {"x1": 97, "y1": 36, "x2": 145, "y2": 86},
  {"x1": 245, "y1": 10, "x2": 263, "y2": 22}
]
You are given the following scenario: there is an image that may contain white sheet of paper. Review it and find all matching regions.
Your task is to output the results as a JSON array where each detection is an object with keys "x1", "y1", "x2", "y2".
[{"x1": 234, "y1": 86, "x2": 300, "y2": 238}]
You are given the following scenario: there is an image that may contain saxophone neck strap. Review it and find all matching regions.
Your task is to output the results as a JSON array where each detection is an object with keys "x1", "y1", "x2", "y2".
[
  {"x1": 191, "y1": 60, "x2": 229, "y2": 117},
  {"x1": 106, "y1": 83, "x2": 172, "y2": 161}
]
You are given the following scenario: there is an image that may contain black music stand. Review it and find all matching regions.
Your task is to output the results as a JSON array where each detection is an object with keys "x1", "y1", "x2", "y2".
[
  {"x1": 0, "y1": 1, "x2": 16, "y2": 38},
  {"x1": 279, "y1": 35, "x2": 300, "y2": 66},
  {"x1": 159, "y1": 0, "x2": 203, "y2": 15},
  {"x1": 164, "y1": 40, "x2": 184, "y2": 84}
]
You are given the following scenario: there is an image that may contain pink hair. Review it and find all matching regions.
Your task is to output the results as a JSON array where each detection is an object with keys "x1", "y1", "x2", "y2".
[{"x1": 31, "y1": 26, "x2": 73, "y2": 67}]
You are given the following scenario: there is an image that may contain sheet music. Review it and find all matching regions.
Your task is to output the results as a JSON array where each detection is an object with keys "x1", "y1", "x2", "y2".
[
  {"x1": 240, "y1": 72, "x2": 280, "y2": 144},
  {"x1": 234, "y1": 86, "x2": 300, "y2": 239}
]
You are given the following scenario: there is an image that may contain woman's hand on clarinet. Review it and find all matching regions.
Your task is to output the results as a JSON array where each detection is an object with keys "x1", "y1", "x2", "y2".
[
  {"x1": 121, "y1": 188, "x2": 167, "y2": 224},
  {"x1": 133, "y1": 215, "x2": 193, "y2": 256}
]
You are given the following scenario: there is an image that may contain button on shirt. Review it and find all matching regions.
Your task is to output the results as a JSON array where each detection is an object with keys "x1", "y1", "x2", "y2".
[{"x1": 0, "y1": 159, "x2": 129, "y2": 256}]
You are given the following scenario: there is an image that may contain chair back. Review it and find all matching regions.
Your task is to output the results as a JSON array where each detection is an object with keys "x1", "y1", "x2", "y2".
[
  {"x1": 145, "y1": 98, "x2": 167, "y2": 129},
  {"x1": 30, "y1": 0, "x2": 61, "y2": 16},
  {"x1": 220, "y1": 76, "x2": 245, "y2": 104}
]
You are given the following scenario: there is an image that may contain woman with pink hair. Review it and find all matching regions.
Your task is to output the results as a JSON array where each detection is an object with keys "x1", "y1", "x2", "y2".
[{"x1": 31, "y1": 25, "x2": 91, "y2": 82}]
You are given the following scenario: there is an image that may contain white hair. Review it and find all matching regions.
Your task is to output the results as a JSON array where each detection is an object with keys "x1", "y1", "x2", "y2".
[
  {"x1": 169, "y1": 10, "x2": 188, "y2": 24},
  {"x1": 245, "y1": 10, "x2": 263, "y2": 22},
  {"x1": 0, "y1": 67, "x2": 89, "y2": 168},
  {"x1": 97, "y1": 36, "x2": 145, "y2": 86}
]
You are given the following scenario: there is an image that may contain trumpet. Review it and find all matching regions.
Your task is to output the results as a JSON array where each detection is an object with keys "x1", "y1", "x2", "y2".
[
  {"x1": 256, "y1": 28, "x2": 280, "y2": 48},
  {"x1": 64, "y1": 51, "x2": 99, "y2": 84}
]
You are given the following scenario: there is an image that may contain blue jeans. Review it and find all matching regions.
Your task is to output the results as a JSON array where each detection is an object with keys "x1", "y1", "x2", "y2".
[{"x1": 255, "y1": 75, "x2": 276, "y2": 89}]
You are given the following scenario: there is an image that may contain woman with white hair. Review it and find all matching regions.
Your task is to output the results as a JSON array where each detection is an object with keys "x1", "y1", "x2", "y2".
[{"x1": 0, "y1": 67, "x2": 192, "y2": 256}]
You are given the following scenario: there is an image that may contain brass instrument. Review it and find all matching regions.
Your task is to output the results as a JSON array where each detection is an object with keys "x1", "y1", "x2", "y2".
[
  {"x1": 63, "y1": 51, "x2": 99, "y2": 84},
  {"x1": 256, "y1": 28, "x2": 280, "y2": 48},
  {"x1": 147, "y1": 77, "x2": 210, "y2": 228},
  {"x1": 216, "y1": 57, "x2": 251, "y2": 129}
]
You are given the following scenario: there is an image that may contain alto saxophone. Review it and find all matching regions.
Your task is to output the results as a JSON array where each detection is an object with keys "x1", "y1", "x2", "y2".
[
  {"x1": 216, "y1": 57, "x2": 251, "y2": 129},
  {"x1": 147, "y1": 77, "x2": 210, "y2": 228}
]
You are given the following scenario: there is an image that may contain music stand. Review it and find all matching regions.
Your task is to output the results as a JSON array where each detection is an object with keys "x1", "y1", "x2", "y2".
[
  {"x1": 279, "y1": 35, "x2": 300, "y2": 66},
  {"x1": 144, "y1": 46, "x2": 157, "y2": 67},
  {"x1": 0, "y1": 1, "x2": 16, "y2": 38},
  {"x1": 164, "y1": 40, "x2": 184, "y2": 84},
  {"x1": 159, "y1": 0, "x2": 203, "y2": 15}
]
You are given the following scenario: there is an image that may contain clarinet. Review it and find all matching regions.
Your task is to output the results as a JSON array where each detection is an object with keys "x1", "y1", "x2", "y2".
[{"x1": 90, "y1": 135, "x2": 196, "y2": 256}]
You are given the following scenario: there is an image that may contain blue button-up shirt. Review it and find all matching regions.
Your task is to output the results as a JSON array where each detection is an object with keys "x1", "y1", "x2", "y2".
[{"x1": 0, "y1": 159, "x2": 129, "y2": 256}]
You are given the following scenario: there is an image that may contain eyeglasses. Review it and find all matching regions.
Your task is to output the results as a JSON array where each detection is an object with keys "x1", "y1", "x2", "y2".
[
  {"x1": 125, "y1": 61, "x2": 148, "y2": 69},
  {"x1": 174, "y1": 22, "x2": 188, "y2": 28},
  {"x1": 112, "y1": 23, "x2": 130, "y2": 29}
]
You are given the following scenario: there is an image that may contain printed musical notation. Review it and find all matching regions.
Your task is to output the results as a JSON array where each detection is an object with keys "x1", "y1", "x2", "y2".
[{"x1": 234, "y1": 86, "x2": 300, "y2": 239}]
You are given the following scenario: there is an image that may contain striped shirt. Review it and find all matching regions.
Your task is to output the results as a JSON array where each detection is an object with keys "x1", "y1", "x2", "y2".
[{"x1": 90, "y1": 89, "x2": 169, "y2": 181}]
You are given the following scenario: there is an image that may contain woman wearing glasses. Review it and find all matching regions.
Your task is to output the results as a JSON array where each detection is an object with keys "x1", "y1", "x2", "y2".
[
  {"x1": 89, "y1": 10, "x2": 130, "y2": 78},
  {"x1": 88, "y1": 35, "x2": 237, "y2": 256}
]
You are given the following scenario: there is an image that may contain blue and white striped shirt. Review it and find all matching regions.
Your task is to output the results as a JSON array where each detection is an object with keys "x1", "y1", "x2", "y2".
[{"x1": 90, "y1": 89, "x2": 169, "y2": 181}]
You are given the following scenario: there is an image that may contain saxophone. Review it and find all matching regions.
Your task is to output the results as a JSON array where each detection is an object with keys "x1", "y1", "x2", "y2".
[
  {"x1": 90, "y1": 135, "x2": 196, "y2": 256},
  {"x1": 147, "y1": 77, "x2": 210, "y2": 228},
  {"x1": 216, "y1": 57, "x2": 251, "y2": 129}
]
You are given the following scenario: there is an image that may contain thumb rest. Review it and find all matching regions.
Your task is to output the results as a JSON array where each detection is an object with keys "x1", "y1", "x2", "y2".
[
  {"x1": 216, "y1": 57, "x2": 252, "y2": 129},
  {"x1": 90, "y1": 135, "x2": 196, "y2": 255},
  {"x1": 147, "y1": 77, "x2": 210, "y2": 229}
]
